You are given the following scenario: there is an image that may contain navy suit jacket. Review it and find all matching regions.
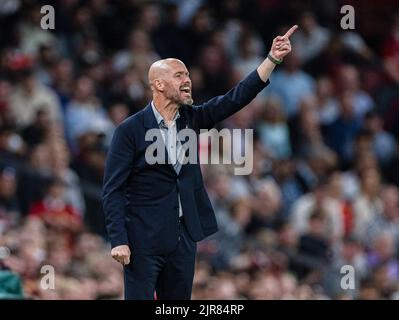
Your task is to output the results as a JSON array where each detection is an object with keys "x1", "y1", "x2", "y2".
[{"x1": 102, "y1": 70, "x2": 269, "y2": 254}]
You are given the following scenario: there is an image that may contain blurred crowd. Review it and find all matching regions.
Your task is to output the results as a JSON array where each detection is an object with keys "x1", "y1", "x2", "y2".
[{"x1": 1, "y1": 0, "x2": 399, "y2": 299}]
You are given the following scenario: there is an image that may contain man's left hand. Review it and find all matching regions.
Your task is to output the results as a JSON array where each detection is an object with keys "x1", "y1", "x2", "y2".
[{"x1": 270, "y1": 25, "x2": 298, "y2": 61}]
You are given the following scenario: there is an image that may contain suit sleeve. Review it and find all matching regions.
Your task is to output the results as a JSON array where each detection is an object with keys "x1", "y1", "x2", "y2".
[
  {"x1": 192, "y1": 70, "x2": 270, "y2": 129},
  {"x1": 102, "y1": 124, "x2": 135, "y2": 248}
]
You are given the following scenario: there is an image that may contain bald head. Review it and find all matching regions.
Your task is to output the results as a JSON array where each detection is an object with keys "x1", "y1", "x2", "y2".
[
  {"x1": 148, "y1": 58, "x2": 193, "y2": 106},
  {"x1": 148, "y1": 58, "x2": 186, "y2": 84}
]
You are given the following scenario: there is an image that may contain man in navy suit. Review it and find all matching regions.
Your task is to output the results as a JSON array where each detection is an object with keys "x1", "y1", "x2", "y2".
[{"x1": 102, "y1": 25, "x2": 298, "y2": 300}]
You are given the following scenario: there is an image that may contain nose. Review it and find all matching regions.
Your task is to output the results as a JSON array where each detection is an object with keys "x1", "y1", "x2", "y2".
[{"x1": 184, "y1": 75, "x2": 191, "y2": 85}]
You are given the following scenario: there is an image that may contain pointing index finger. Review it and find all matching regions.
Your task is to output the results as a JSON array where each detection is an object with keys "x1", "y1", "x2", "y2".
[{"x1": 283, "y1": 25, "x2": 298, "y2": 38}]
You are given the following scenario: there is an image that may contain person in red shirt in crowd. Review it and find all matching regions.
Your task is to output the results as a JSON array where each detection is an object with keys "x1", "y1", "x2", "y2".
[
  {"x1": 382, "y1": 14, "x2": 399, "y2": 84},
  {"x1": 29, "y1": 178, "x2": 82, "y2": 232}
]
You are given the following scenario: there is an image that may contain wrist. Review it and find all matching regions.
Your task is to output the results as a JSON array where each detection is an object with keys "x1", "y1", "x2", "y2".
[{"x1": 268, "y1": 52, "x2": 283, "y2": 65}]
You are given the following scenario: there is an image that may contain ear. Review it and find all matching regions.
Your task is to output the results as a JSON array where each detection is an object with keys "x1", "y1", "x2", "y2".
[{"x1": 154, "y1": 79, "x2": 164, "y2": 92}]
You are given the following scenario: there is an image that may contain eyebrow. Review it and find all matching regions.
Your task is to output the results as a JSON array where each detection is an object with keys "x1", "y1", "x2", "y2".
[{"x1": 174, "y1": 71, "x2": 189, "y2": 76}]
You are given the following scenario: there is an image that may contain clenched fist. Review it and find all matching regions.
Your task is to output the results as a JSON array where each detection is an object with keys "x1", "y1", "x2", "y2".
[
  {"x1": 269, "y1": 25, "x2": 298, "y2": 62},
  {"x1": 111, "y1": 245, "x2": 131, "y2": 265}
]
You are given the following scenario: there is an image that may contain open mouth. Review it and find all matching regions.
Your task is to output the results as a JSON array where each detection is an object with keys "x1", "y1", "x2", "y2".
[{"x1": 180, "y1": 87, "x2": 191, "y2": 94}]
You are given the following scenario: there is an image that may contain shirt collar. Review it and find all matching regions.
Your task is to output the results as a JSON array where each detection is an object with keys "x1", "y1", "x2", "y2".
[{"x1": 151, "y1": 101, "x2": 180, "y2": 126}]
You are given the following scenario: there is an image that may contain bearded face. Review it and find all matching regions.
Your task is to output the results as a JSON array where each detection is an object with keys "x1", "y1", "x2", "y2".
[
  {"x1": 164, "y1": 78, "x2": 193, "y2": 106},
  {"x1": 161, "y1": 61, "x2": 193, "y2": 106},
  {"x1": 150, "y1": 59, "x2": 194, "y2": 106}
]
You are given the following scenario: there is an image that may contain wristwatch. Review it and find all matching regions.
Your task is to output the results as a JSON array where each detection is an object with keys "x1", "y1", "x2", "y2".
[{"x1": 267, "y1": 52, "x2": 283, "y2": 65}]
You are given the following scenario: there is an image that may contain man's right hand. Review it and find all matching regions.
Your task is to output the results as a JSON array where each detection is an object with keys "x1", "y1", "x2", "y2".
[{"x1": 111, "y1": 245, "x2": 131, "y2": 265}]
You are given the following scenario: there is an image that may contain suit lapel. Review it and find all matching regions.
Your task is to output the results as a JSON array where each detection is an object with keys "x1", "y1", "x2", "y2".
[
  {"x1": 143, "y1": 104, "x2": 173, "y2": 172},
  {"x1": 143, "y1": 104, "x2": 193, "y2": 176},
  {"x1": 143, "y1": 103, "x2": 159, "y2": 129},
  {"x1": 176, "y1": 107, "x2": 192, "y2": 176}
]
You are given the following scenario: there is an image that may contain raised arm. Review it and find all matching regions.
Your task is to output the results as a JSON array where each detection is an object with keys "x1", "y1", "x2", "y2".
[
  {"x1": 257, "y1": 25, "x2": 298, "y2": 81},
  {"x1": 192, "y1": 25, "x2": 298, "y2": 129}
]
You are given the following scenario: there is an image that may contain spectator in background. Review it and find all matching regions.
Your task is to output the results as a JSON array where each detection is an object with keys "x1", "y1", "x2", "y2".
[
  {"x1": 65, "y1": 75, "x2": 112, "y2": 152},
  {"x1": 110, "y1": 66, "x2": 149, "y2": 114},
  {"x1": 71, "y1": 131, "x2": 106, "y2": 187},
  {"x1": 364, "y1": 185, "x2": 399, "y2": 248},
  {"x1": 382, "y1": 14, "x2": 399, "y2": 84},
  {"x1": 0, "y1": 78, "x2": 12, "y2": 125},
  {"x1": 16, "y1": 143, "x2": 52, "y2": 216},
  {"x1": 18, "y1": 5, "x2": 56, "y2": 56},
  {"x1": 0, "y1": 124, "x2": 25, "y2": 156},
  {"x1": 358, "y1": 278, "x2": 382, "y2": 299},
  {"x1": 275, "y1": 222, "x2": 300, "y2": 267},
  {"x1": 266, "y1": 51, "x2": 315, "y2": 118},
  {"x1": 383, "y1": 145, "x2": 399, "y2": 189},
  {"x1": 113, "y1": 28, "x2": 160, "y2": 76},
  {"x1": 35, "y1": 43, "x2": 59, "y2": 86},
  {"x1": 207, "y1": 166, "x2": 250, "y2": 209},
  {"x1": 272, "y1": 159, "x2": 305, "y2": 220},
  {"x1": 363, "y1": 110, "x2": 397, "y2": 167},
  {"x1": 205, "y1": 197, "x2": 252, "y2": 270},
  {"x1": 322, "y1": 236, "x2": 367, "y2": 299},
  {"x1": 2, "y1": 218, "x2": 48, "y2": 288},
  {"x1": 335, "y1": 65, "x2": 374, "y2": 121},
  {"x1": 352, "y1": 168, "x2": 382, "y2": 240},
  {"x1": 326, "y1": 90, "x2": 362, "y2": 166},
  {"x1": 290, "y1": 174, "x2": 344, "y2": 243},
  {"x1": 340, "y1": 151, "x2": 379, "y2": 201},
  {"x1": 135, "y1": 3, "x2": 162, "y2": 37},
  {"x1": 48, "y1": 141, "x2": 85, "y2": 217},
  {"x1": 28, "y1": 178, "x2": 81, "y2": 232},
  {"x1": 291, "y1": 12, "x2": 330, "y2": 65},
  {"x1": 184, "y1": 65, "x2": 210, "y2": 104},
  {"x1": 184, "y1": 5, "x2": 215, "y2": 65},
  {"x1": 68, "y1": 5, "x2": 99, "y2": 60},
  {"x1": 50, "y1": 58, "x2": 74, "y2": 113},
  {"x1": 0, "y1": 167, "x2": 20, "y2": 233},
  {"x1": 339, "y1": 31, "x2": 375, "y2": 65},
  {"x1": 289, "y1": 95, "x2": 326, "y2": 158},
  {"x1": 248, "y1": 179, "x2": 282, "y2": 233},
  {"x1": 296, "y1": 211, "x2": 331, "y2": 280},
  {"x1": 198, "y1": 42, "x2": 232, "y2": 97},
  {"x1": 367, "y1": 232, "x2": 399, "y2": 284},
  {"x1": 257, "y1": 96, "x2": 291, "y2": 160},
  {"x1": 315, "y1": 76, "x2": 339, "y2": 126},
  {"x1": 295, "y1": 144, "x2": 337, "y2": 192},
  {"x1": 233, "y1": 26, "x2": 265, "y2": 77},
  {"x1": 21, "y1": 108, "x2": 51, "y2": 147},
  {"x1": 221, "y1": 97, "x2": 263, "y2": 163},
  {"x1": 9, "y1": 66, "x2": 62, "y2": 129},
  {"x1": 104, "y1": 102, "x2": 130, "y2": 148},
  {"x1": 28, "y1": 145, "x2": 51, "y2": 174},
  {"x1": 77, "y1": 36, "x2": 104, "y2": 68}
]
